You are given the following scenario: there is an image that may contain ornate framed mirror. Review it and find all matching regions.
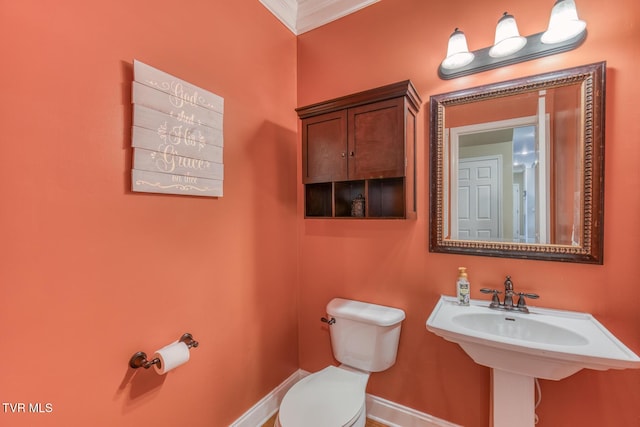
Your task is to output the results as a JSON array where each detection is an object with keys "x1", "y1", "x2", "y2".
[{"x1": 429, "y1": 62, "x2": 605, "y2": 263}]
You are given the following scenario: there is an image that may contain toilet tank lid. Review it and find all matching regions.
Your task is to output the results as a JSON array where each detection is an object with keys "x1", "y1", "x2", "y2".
[{"x1": 327, "y1": 298, "x2": 406, "y2": 326}]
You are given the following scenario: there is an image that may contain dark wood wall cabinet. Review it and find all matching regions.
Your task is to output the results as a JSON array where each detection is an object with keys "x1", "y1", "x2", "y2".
[{"x1": 296, "y1": 80, "x2": 421, "y2": 219}]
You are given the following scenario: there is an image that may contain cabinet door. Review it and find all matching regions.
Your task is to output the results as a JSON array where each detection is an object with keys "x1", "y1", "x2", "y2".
[
  {"x1": 301, "y1": 110, "x2": 348, "y2": 183},
  {"x1": 348, "y1": 98, "x2": 405, "y2": 180}
]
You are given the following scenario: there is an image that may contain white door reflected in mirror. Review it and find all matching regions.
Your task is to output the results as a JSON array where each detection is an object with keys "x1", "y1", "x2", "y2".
[{"x1": 448, "y1": 120, "x2": 554, "y2": 244}]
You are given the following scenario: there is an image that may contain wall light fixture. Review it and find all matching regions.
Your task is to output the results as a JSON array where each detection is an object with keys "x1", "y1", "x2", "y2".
[{"x1": 438, "y1": 0, "x2": 587, "y2": 79}]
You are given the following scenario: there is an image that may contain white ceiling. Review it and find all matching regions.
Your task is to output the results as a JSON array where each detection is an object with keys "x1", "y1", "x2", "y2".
[{"x1": 259, "y1": 0, "x2": 380, "y2": 35}]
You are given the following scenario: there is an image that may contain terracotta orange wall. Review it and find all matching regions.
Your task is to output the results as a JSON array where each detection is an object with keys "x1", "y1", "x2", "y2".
[
  {"x1": 552, "y1": 87, "x2": 581, "y2": 244},
  {"x1": 296, "y1": 0, "x2": 640, "y2": 426},
  {"x1": 0, "y1": 1, "x2": 298, "y2": 426},
  {"x1": 447, "y1": 94, "x2": 538, "y2": 128}
]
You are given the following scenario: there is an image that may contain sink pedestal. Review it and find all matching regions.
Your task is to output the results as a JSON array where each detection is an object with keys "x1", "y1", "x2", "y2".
[
  {"x1": 492, "y1": 369, "x2": 534, "y2": 427},
  {"x1": 426, "y1": 296, "x2": 640, "y2": 425}
]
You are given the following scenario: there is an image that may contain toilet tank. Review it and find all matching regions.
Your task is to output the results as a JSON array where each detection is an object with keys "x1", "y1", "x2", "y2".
[{"x1": 326, "y1": 298, "x2": 406, "y2": 372}]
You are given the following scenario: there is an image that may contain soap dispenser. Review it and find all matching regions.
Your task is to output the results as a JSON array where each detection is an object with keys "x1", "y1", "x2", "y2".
[{"x1": 456, "y1": 267, "x2": 470, "y2": 306}]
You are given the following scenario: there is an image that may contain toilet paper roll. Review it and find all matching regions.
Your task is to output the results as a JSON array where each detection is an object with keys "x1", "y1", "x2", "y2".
[{"x1": 153, "y1": 341, "x2": 190, "y2": 375}]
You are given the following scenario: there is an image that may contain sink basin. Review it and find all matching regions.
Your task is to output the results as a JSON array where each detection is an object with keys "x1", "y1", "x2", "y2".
[
  {"x1": 451, "y1": 311, "x2": 589, "y2": 346},
  {"x1": 426, "y1": 296, "x2": 640, "y2": 380}
]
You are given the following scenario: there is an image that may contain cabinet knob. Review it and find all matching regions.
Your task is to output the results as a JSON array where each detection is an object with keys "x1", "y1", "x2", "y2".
[{"x1": 349, "y1": 151, "x2": 355, "y2": 157}]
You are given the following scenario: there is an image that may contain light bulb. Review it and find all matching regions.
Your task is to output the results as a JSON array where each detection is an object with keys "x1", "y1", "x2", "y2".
[
  {"x1": 541, "y1": 0, "x2": 587, "y2": 44},
  {"x1": 441, "y1": 28, "x2": 475, "y2": 70},
  {"x1": 489, "y1": 12, "x2": 527, "y2": 58}
]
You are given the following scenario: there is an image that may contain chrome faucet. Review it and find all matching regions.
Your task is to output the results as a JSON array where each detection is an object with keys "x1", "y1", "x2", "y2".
[{"x1": 480, "y1": 276, "x2": 539, "y2": 313}]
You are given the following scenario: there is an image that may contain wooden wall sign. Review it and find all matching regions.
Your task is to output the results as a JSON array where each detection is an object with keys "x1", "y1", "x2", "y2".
[{"x1": 131, "y1": 60, "x2": 224, "y2": 197}]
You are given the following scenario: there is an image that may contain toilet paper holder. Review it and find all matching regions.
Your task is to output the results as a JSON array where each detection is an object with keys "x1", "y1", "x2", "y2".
[{"x1": 129, "y1": 333, "x2": 199, "y2": 369}]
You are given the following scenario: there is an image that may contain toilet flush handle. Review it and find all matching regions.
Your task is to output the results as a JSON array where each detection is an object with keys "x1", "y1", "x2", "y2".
[{"x1": 321, "y1": 316, "x2": 336, "y2": 325}]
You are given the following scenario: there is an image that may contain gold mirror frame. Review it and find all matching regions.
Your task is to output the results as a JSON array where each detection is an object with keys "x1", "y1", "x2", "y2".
[{"x1": 429, "y1": 62, "x2": 605, "y2": 264}]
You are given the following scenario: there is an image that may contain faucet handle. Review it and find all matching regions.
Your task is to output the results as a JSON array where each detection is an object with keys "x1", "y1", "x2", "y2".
[
  {"x1": 516, "y1": 292, "x2": 540, "y2": 310},
  {"x1": 480, "y1": 288, "x2": 502, "y2": 308},
  {"x1": 521, "y1": 292, "x2": 539, "y2": 300}
]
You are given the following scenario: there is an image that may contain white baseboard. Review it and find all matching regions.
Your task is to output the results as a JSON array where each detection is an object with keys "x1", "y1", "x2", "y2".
[
  {"x1": 366, "y1": 394, "x2": 462, "y2": 427},
  {"x1": 230, "y1": 369, "x2": 461, "y2": 427},
  {"x1": 229, "y1": 370, "x2": 303, "y2": 427}
]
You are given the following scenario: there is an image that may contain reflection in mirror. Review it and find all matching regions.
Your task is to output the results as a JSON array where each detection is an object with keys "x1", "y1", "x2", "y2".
[{"x1": 430, "y1": 62, "x2": 605, "y2": 263}]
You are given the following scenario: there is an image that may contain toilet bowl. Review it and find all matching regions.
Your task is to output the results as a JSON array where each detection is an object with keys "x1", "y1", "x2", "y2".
[
  {"x1": 276, "y1": 366, "x2": 369, "y2": 427},
  {"x1": 275, "y1": 298, "x2": 405, "y2": 427}
]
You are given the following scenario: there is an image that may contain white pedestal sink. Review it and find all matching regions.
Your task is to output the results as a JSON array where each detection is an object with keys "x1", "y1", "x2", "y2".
[{"x1": 426, "y1": 296, "x2": 640, "y2": 427}]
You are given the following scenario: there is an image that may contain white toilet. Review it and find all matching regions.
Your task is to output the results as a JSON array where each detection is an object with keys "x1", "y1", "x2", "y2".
[{"x1": 276, "y1": 298, "x2": 406, "y2": 427}]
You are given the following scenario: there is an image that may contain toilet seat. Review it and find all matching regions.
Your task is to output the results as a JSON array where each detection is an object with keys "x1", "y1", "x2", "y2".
[{"x1": 278, "y1": 366, "x2": 366, "y2": 427}]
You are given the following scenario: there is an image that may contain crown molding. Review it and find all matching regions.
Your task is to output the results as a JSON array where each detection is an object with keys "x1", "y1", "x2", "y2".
[{"x1": 259, "y1": 0, "x2": 379, "y2": 35}]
